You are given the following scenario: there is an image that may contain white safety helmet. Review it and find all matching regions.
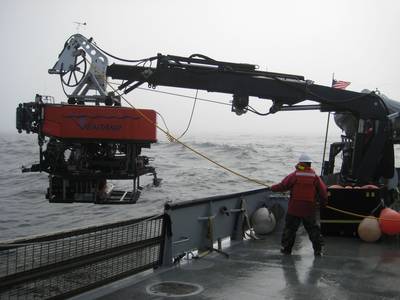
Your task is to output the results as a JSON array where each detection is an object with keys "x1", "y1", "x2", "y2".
[{"x1": 298, "y1": 153, "x2": 313, "y2": 163}]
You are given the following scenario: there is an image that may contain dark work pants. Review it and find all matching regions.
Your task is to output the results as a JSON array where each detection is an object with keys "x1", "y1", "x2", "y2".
[{"x1": 281, "y1": 214, "x2": 323, "y2": 254}]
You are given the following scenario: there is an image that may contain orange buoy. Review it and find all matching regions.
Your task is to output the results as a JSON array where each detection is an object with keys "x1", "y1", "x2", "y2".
[
  {"x1": 358, "y1": 217, "x2": 381, "y2": 242},
  {"x1": 329, "y1": 185, "x2": 344, "y2": 189},
  {"x1": 379, "y1": 208, "x2": 400, "y2": 235}
]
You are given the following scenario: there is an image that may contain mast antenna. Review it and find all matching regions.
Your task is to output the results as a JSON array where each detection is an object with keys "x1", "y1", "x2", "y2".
[{"x1": 73, "y1": 21, "x2": 87, "y2": 33}]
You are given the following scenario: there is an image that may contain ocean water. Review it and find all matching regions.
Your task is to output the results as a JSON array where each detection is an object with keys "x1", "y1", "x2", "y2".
[{"x1": 0, "y1": 132, "x2": 338, "y2": 241}]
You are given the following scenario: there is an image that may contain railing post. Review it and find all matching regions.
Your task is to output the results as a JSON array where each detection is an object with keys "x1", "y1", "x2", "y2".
[
  {"x1": 161, "y1": 213, "x2": 173, "y2": 267},
  {"x1": 232, "y1": 198, "x2": 248, "y2": 241}
]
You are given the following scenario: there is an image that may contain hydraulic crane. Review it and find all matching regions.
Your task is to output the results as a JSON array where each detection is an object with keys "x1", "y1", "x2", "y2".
[
  {"x1": 16, "y1": 34, "x2": 400, "y2": 204},
  {"x1": 105, "y1": 43, "x2": 399, "y2": 186}
]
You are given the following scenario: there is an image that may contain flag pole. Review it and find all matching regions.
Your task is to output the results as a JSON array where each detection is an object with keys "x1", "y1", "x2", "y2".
[{"x1": 321, "y1": 73, "x2": 334, "y2": 175}]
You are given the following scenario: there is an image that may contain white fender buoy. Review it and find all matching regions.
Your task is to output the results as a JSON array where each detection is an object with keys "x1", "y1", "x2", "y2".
[
  {"x1": 358, "y1": 217, "x2": 381, "y2": 242},
  {"x1": 251, "y1": 207, "x2": 276, "y2": 235}
]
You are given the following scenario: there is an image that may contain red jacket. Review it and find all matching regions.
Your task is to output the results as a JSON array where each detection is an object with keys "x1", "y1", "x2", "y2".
[{"x1": 271, "y1": 165, "x2": 328, "y2": 217}]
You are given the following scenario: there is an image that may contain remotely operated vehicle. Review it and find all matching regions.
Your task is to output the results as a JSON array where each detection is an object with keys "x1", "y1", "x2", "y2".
[{"x1": 16, "y1": 34, "x2": 400, "y2": 205}]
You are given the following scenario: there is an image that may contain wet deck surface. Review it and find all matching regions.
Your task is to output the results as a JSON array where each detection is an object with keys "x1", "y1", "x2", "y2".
[{"x1": 78, "y1": 231, "x2": 400, "y2": 300}]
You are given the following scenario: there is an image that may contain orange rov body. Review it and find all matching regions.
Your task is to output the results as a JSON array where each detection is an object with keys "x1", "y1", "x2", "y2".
[{"x1": 42, "y1": 104, "x2": 157, "y2": 142}]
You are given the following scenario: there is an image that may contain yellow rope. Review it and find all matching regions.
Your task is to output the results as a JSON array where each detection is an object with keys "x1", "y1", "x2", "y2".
[
  {"x1": 326, "y1": 205, "x2": 377, "y2": 219},
  {"x1": 106, "y1": 81, "x2": 270, "y2": 187},
  {"x1": 108, "y1": 78, "x2": 400, "y2": 222},
  {"x1": 326, "y1": 205, "x2": 400, "y2": 222}
]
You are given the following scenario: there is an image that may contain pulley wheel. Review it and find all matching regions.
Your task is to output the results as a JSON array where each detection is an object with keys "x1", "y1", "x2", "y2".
[{"x1": 61, "y1": 52, "x2": 87, "y2": 87}]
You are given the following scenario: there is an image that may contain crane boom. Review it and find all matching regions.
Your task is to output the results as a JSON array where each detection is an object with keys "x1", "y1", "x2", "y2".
[
  {"x1": 105, "y1": 54, "x2": 395, "y2": 184},
  {"x1": 106, "y1": 55, "x2": 388, "y2": 120}
]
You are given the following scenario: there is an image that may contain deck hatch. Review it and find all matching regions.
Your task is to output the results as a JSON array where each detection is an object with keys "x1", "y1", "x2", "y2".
[{"x1": 146, "y1": 281, "x2": 204, "y2": 297}]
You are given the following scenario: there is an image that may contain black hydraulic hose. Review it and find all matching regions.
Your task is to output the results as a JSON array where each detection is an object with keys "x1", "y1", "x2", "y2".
[
  {"x1": 188, "y1": 54, "x2": 216, "y2": 61},
  {"x1": 91, "y1": 42, "x2": 158, "y2": 64},
  {"x1": 175, "y1": 90, "x2": 199, "y2": 140},
  {"x1": 246, "y1": 105, "x2": 271, "y2": 116}
]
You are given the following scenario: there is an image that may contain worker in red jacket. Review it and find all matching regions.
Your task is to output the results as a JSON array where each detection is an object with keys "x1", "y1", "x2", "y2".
[{"x1": 271, "y1": 153, "x2": 328, "y2": 256}]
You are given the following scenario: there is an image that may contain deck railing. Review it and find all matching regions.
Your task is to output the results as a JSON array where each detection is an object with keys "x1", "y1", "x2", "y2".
[
  {"x1": 0, "y1": 214, "x2": 165, "y2": 299},
  {"x1": 0, "y1": 188, "x2": 285, "y2": 299}
]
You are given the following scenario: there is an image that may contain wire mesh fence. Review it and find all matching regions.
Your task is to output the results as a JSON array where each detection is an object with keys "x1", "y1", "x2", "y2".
[{"x1": 0, "y1": 214, "x2": 165, "y2": 299}]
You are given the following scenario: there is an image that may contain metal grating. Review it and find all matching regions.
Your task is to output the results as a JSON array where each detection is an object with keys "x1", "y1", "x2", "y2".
[{"x1": 0, "y1": 214, "x2": 165, "y2": 299}]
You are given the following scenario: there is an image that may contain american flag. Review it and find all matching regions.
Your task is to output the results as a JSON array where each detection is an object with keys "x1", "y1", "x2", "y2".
[{"x1": 332, "y1": 79, "x2": 351, "y2": 90}]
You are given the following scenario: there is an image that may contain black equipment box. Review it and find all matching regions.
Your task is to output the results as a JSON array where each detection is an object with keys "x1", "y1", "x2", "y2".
[{"x1": 320, "y1": 188, "x2": 386, "y2": 237}]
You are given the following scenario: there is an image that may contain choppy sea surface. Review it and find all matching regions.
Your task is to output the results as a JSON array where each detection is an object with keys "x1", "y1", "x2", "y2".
[{"x1": 0, "y1": 132, "x2": 340, "y2": 241}]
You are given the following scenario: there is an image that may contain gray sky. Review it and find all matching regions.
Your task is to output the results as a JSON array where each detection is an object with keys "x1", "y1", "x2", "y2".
[{"x1": 1, "y1": 0, "x2": 399, "y2": 137}]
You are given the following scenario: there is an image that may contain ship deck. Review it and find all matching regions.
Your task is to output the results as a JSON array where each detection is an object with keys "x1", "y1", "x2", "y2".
[{"x1": 73, "y1": 230, "x2": 400, "y2": 300}]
